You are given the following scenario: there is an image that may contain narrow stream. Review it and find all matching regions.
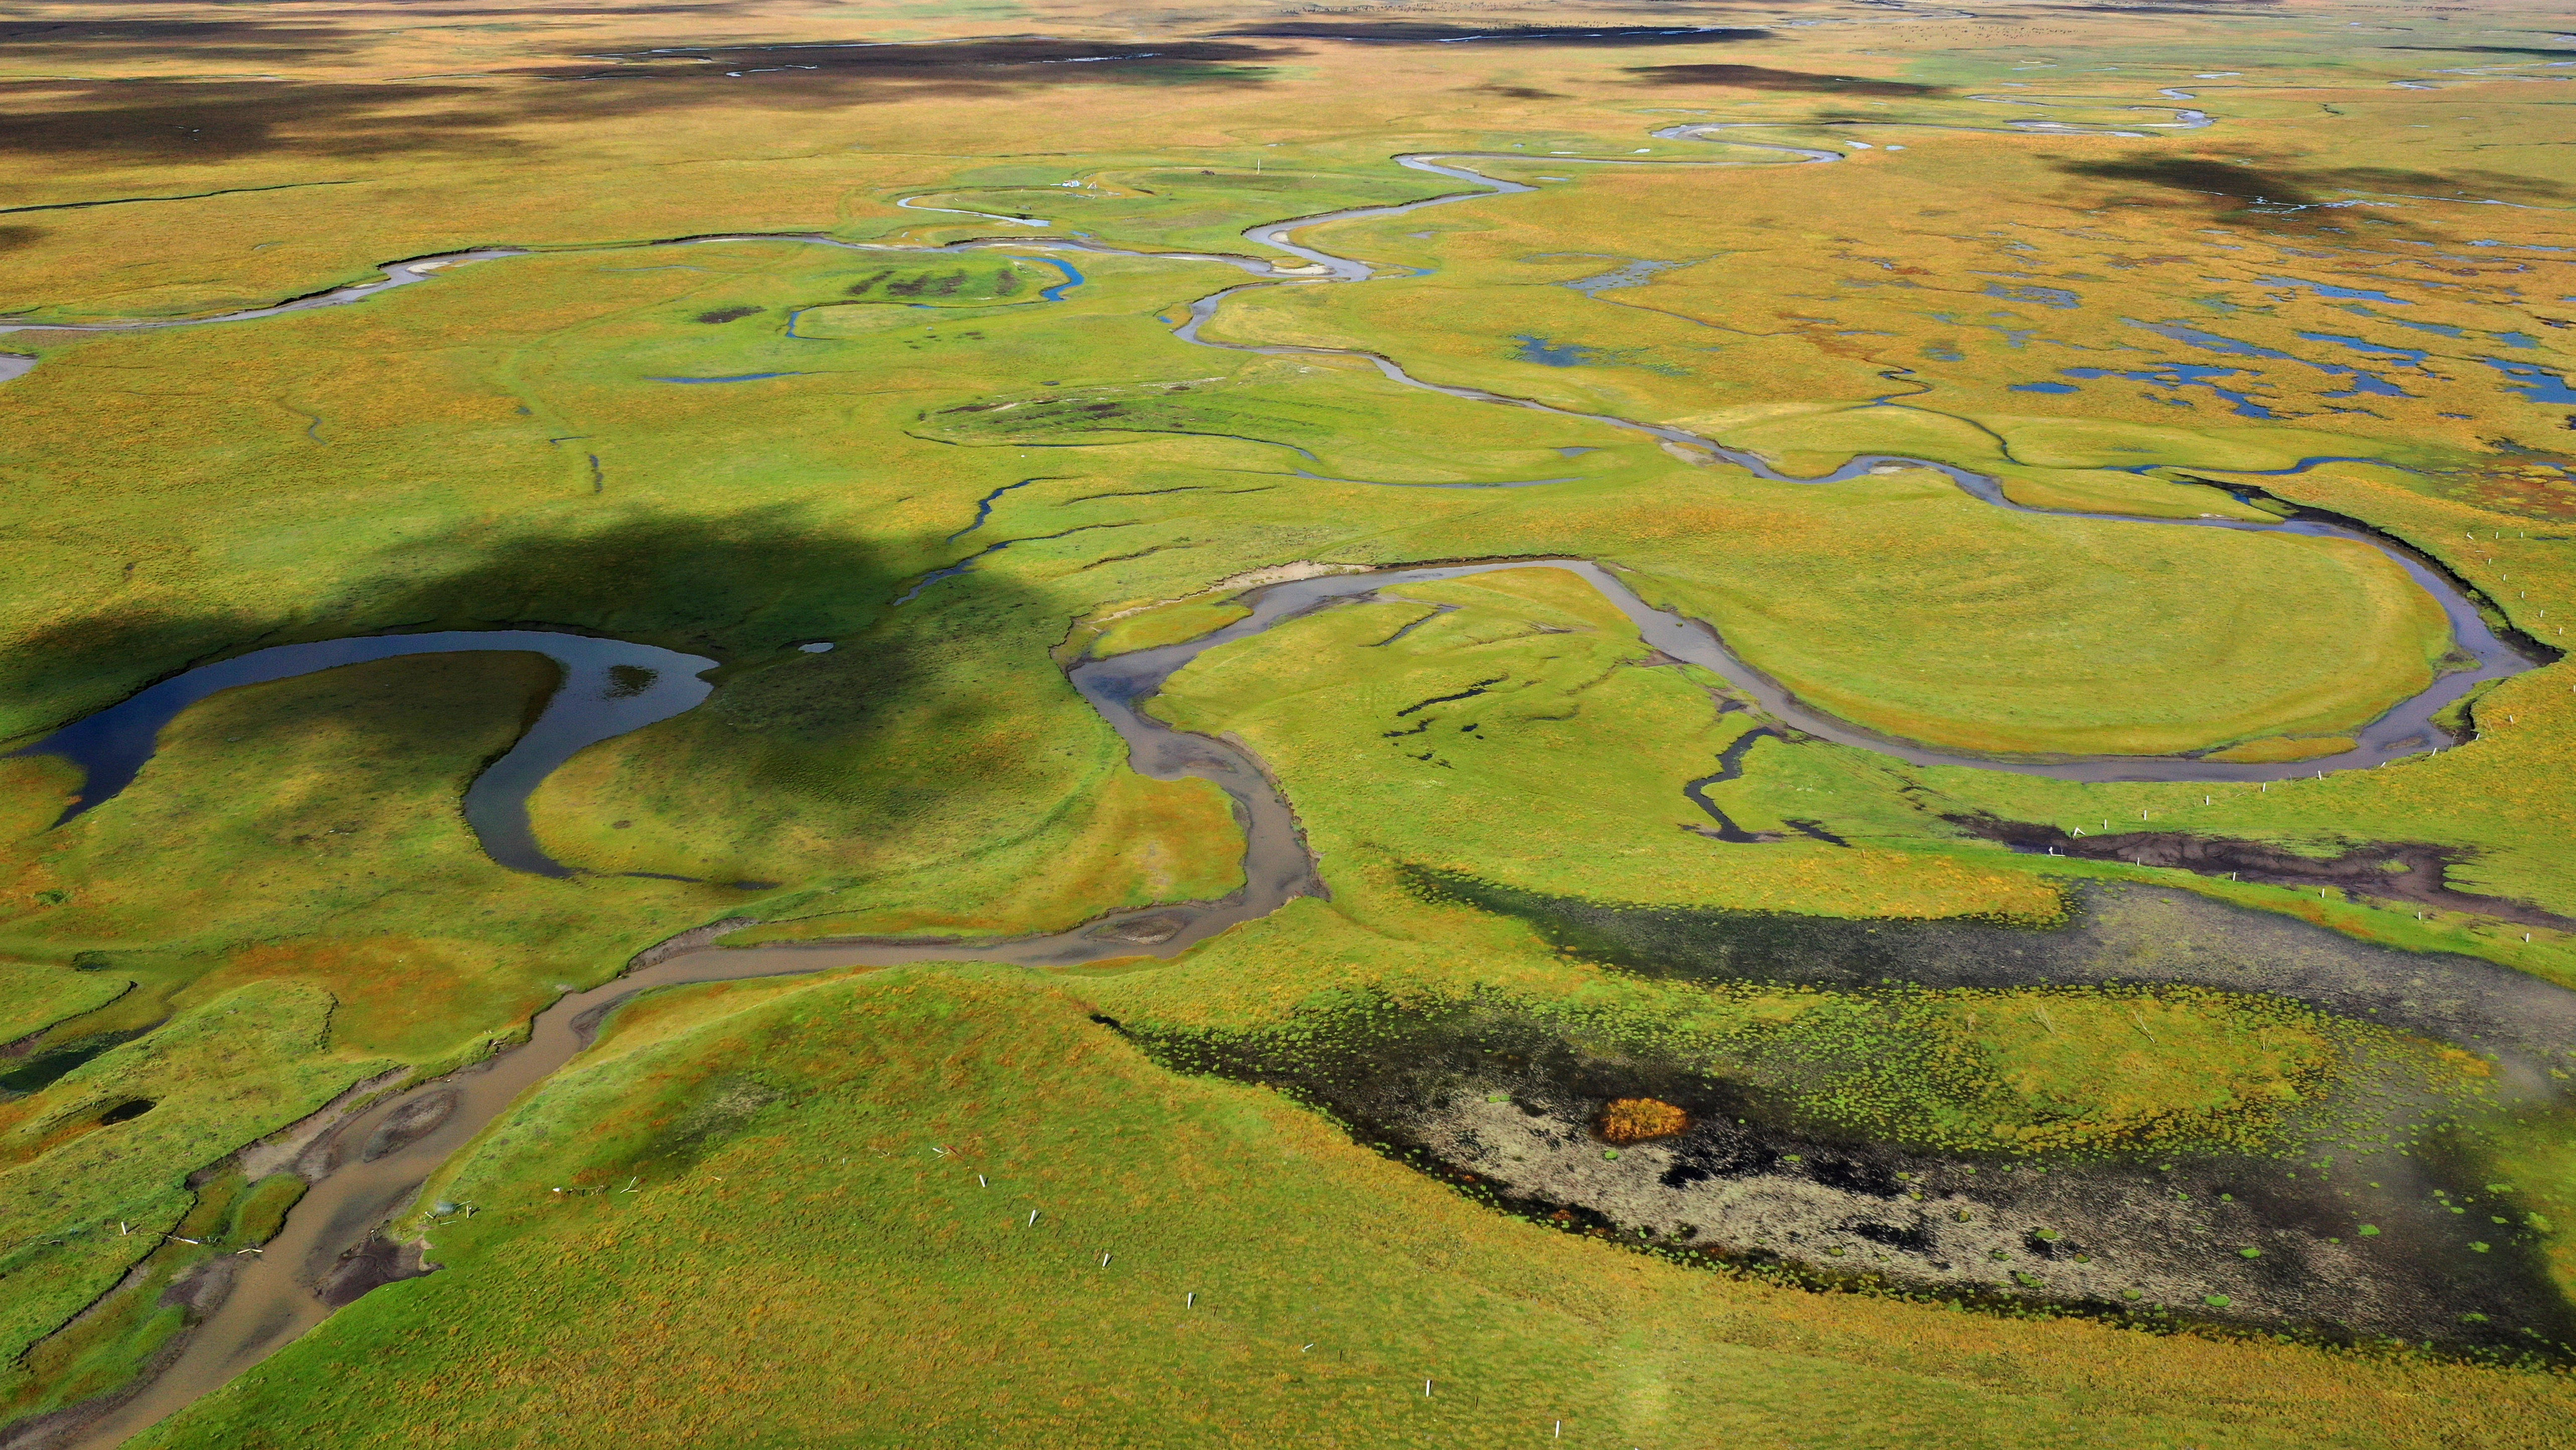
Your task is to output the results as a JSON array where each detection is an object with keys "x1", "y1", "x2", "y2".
[
  {"x1": 39, "y1": 547, "x2": 2552, "y2": 1446},
  {"x1": 60, "y1": 623, "x2": 1323, "y2": 1450},
  {"x1": 24, "y1": 104, "x2": 2566, "y2": 1445}
]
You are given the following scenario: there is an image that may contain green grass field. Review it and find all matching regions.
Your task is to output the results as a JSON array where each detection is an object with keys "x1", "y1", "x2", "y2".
[
  {"x1": 4, "y1": 0, "x2": 2575, "y2": 1438},
  {"x1": 132, "y1": 963, "x2": 2576, "y2": 1450}
]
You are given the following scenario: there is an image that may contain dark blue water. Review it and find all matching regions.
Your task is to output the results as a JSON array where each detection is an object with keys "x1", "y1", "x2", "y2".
[
  {"x1": 1512, "y1": 335, "x2": 1604, "y2": 366},
  {"x1": 2128, "y1": 320, "x2": 2295, "y2": 359},
  {"x1": 648, "y1": 372, "x2": 812, "y2": 383},
  {"x1": 2369, "y1": 313, "x2": 2468, "y2": 339},
  {"x1": 2322, "y1": 372, "x2": 2413, "y2": 399},
  {"x1": 2062, "y1": 364, "x2": 2274, "y2": 417},
  {"x1": 2009, "y1": 380, "x2": 2078, "y2": 393},
  {"x1": 948, "y1": 476, "x2": 1043, "y2": 542},
  {"x1": 11, "y1": 633, "x2": 716, "y2": 877},
  {"x1": 2475, "y1": 358, "x2": 2576, "y2": 404},
  {"x1": 2298, "y1": 332, "x2": 2430, "y2": 365},
  {"x1": 2256, "y1": 275, "x2": 2412, "y2": 304}
]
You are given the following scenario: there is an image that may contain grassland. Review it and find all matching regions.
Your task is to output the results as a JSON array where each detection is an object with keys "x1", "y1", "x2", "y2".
[
  {"x1": 3, "y1": 0, "x2": 2575, "y2": 1438},
  {"x1": 131, "y1": 962, "x2": 2576, "y2": 1450}
]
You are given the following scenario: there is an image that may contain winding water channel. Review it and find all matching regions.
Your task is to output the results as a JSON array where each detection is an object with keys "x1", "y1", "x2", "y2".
[
  {"x1": 10, "y1": 633, "x2": 716, "y2": 878},
  {"x1": 23, "y1": 108, "x2": 2566, "y2": 1446}
]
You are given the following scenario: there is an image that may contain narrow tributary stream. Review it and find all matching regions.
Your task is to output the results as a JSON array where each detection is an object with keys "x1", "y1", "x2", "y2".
[{"x1": 21, "y1": 105, "x2": 2560, "y2": 1446}]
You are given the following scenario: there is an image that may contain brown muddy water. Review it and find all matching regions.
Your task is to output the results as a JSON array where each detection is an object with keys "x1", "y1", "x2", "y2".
[{"x1": 39, "y1": 643, "x2": 1326, "y2": 1449}]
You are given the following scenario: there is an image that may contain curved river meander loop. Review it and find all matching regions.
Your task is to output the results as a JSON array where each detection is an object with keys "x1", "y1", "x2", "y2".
[{"x1": 22, "y1": 110, "x2": 2556, "y2": 1446}]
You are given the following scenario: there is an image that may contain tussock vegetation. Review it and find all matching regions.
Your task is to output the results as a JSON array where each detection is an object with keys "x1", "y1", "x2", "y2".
[{"x1": 1597, "y1": 1097, "x2": 1689, "y2": 1143}]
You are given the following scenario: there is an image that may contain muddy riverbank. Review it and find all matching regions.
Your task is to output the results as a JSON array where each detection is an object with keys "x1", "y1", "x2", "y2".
[
  {"x1": 1131, "y1": 1000, "x2": 2573, "y2": 1359},
  {"x1": 42, "y1": 622, "x2": 1330, "y2": 1448}
]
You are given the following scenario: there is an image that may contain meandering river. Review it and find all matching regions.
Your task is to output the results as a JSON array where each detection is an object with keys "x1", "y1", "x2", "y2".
[{"x1": 26, "y1": 104, "x2": 2561, "y2": 1448}]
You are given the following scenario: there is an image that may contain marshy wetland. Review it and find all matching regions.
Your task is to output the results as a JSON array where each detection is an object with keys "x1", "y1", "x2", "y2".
[{"x1": 7, "y1": 0, "x2": 2576, "y2": 1445}]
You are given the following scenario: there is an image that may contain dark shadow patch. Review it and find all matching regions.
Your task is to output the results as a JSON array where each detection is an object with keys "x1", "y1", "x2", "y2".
[
  {"x1": 1626, "y1": 63, "x2": 1946, "y2": 96},
  {"x1": 313, "y1": 1232, "x2": 432, "y2": 1309},
  {"x1": 0, "y1": 41, "x2": 1282, "y2": 161},
  {"x1": 693, "y1": 306, "x2": 762, "y2": 324},
  {"x1": 0, "y1": 78, "x2": 512, "y2": 161},
  {"x1": 550, "y1": 38, "x2": 1283, "y2": 88},
  {"x1": 2048, "y1": 2, "x2": 2282, "y2": 12},
  {"x1": 2055, "y1": 155, "x2": 2568, "y2": 232},
  {"x1": 0, "y1": 1028, "x2": 154, "y2": 1096},
  {"x1": 1401, "y1": 869, "x2": 2576, "y2": 1086},
  {"x1": 1852, "y1": 1217, "x2": 1935, "y2": 1253},
  {"x1": 1947, "y1": 814, "x2": 2576, "y2": 932},
  {"x1": 631, "y1": 1071, "x2": 787, "y2": 1174},
  {"x1": 2384, "y1": 45, "x2": 2576, "y2": 59},
  {"x1": 95, "y1": 1098, "x2": 151, "y2": 1125},
  {"x1": 0, "y1": 224, "x2": 41, "y2": 253},
  {"x1": 1471, "y1": 83, "x2": 1569, "y2": 100},
  {"x1": 0, "y1": 19, "x2": 365, "y2": 66},
  {"x1": 4, "y1": 509, "x2": 1073, "y2": 876},
  {"x1": 1217, "y1": 22, "x2": 1770, "y2": 46}
]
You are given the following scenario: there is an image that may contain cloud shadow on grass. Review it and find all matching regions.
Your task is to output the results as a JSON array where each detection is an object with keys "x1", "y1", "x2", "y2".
[
  {"x1": 2, "y1": 507, "x2": 1081, "y2": 862},
  {"x1": 0, "y1": 40, "x2": 1285, "y2": 161},
  {"x1": 2052, "y1": 154, "x2": 2568, "y2": 233},
  {"x1": 1217, "y1": 22, "x2": 1771, "y2": 45},
  {"x1": 2045, "y1": 1, "x2": 2281, "y2": 13},
  {"x1": 1625, "y1": 63, "x2": 1946, "y2": 96},
  {"x1": 0, "y1": 19, "x2": 368, "y2": 65}
]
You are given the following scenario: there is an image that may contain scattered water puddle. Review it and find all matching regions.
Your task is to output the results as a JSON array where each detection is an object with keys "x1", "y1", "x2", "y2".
[
  {"x1": 1556, "y1": 257, "x2": 1689, "y2": 295},
  {"x1": 1982, "y1": 281, "x2": 2082, "y2": 309},
  {"x1": 2297, "y1": 332, "x2": 2432, "y2": 365},
  {"x1": 2476, "y1": 357, "x2": 2576, "y2": 404},
  {"x1": 2063, "y1": 364, "x2": 2274, "y2": 417},
  {"x1": 1513, "y1": 335, "x2": 1603, "y2": 366},
  {"x1": 2256, "y1": 275, "x2": 2413, "y2": 305}
]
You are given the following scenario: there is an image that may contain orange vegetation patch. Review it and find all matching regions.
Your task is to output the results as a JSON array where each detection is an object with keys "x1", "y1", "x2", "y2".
[
  {"x1": 1597, "y1": 1097, "x2": 1689, "y2": 1144},
  {"x1": 204, "y1": 937, "x2": 553, "y2": 1062}
]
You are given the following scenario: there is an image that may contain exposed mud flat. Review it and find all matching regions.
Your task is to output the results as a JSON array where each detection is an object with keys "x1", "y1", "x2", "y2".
[
  {"x1": 1140, "y1": 1010, "x2": 2576, "y2": 1360},
  {"x1": 1418, "y1": 873, "x2": 2576, "y2": 1096},
  {"x1": 314, "y1": 1234, "x2": 433, "y2": 1311}
]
